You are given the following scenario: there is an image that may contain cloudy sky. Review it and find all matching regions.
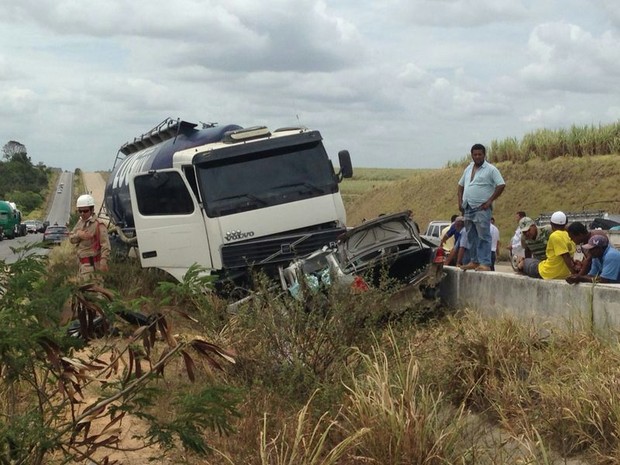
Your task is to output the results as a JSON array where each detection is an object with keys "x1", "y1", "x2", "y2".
[{"x1": 0, "y1": 0, "x2": 619, "y2": 172}]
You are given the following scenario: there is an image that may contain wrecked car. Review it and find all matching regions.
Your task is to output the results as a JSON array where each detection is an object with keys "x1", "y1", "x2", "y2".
[{"x1": 279, "y1": 210, "x2": 444, "y2": 302}]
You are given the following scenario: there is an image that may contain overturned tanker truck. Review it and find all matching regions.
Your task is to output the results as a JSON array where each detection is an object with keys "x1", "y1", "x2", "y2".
[{"x1": 103, "y1": 118, "x2": 353, "y2": 288}]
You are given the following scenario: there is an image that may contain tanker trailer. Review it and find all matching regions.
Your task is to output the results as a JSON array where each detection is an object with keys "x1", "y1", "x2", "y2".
[{"x1": 104, "y1": 118, "x2": 353, "y2": 285}]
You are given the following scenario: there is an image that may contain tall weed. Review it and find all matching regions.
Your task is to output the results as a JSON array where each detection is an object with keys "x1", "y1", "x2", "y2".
[
  {"x1": 259, "y1": 392, "x2": 368, "y2": 465},
  {"x1": 341, "y1": 332, "x2": 469, "y2": 465}
]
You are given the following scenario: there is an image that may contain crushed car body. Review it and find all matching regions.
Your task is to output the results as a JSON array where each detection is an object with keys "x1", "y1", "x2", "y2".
[{"x1": 279, "y1": 210, "x2": 444, "y2": 302}]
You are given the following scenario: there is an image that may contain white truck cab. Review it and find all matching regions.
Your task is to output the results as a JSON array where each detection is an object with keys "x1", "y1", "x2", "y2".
[{"x1": 105, "y1": 119, "x2": 353, "y2": 285}]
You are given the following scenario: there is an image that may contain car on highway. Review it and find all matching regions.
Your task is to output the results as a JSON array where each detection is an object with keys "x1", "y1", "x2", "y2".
[
  {"x1": 24, "y1": 220, "x2": 37, "y2": 234},
  {"x1": 24, "y1": 220, "x2": 44, "y2": 234},
  {"x1": 42, "y1": 225, "x2": 69, "y2": 245}
]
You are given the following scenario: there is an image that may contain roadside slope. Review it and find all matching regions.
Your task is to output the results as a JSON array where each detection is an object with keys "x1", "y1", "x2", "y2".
[
  {"x1": 344, "y1": 154, "x2": 620, "y2": 243},
  {"x1": 82, "y1": 172, "x2": 106, "y2": 209}
]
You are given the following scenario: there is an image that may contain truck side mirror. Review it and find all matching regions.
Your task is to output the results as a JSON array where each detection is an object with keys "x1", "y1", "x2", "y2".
[{"x1": 338, "y1": 150, "x2": 353, "y2": 180}]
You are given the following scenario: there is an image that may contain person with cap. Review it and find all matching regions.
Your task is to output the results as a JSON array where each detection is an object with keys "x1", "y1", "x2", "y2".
[
  {"x1": 69, "y1": 194, "x2": 111, "y2": 282},
  {"x1": 439, "y1": 215, "x2": 459, "y2": 253},
  {"x1": 508, "y1": 211, "x2": 526, "y2": 254},
  {"x1": 457, "y1": 143, "x2": 505, "y2": 272},
  {"x1": 516, "y1": 216, "x2": 551, "y2": 273},
  {"x1": 521, "y1": 211, "x2": 577, "y2": 279},
  {"x1": 453, "y1": 225, "x2": 471, "y2": 267},
  {"x1": 566, "y1": 221, "x2": 606, "y2": 277},
  {"x1": 440, "y1": 215, "x2": 465, "y2": 265},
  {"x1": 566, "y1": 235, "x2": 620, "y2": 284}
]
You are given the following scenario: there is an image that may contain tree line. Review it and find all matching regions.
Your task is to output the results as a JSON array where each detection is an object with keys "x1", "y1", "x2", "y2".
[{"x1": 0, "y1": 141, "x2": 50, "y2": 214}]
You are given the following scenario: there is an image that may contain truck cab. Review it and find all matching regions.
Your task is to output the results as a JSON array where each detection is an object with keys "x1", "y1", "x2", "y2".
[{"x1": 105, "y1": 119, "x2": 353, "y2": 283}]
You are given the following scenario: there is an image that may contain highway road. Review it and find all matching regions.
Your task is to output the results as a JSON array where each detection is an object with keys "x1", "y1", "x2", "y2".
[
  {"x1": 0, "y1": 173, "x2": 73, "y2": 263},
  {"x1": 46, "y1": 171, "x2": 74, "y2": 226}
]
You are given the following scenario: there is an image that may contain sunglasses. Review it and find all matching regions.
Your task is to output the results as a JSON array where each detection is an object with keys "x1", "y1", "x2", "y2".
[{"x1": 77, "y1": 209, "x2": 91, "y2": 214}]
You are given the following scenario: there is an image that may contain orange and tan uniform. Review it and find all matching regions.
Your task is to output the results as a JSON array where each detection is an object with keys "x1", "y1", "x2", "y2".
[{"x1": 70, "y1": 214, "x2": 111, "y2": 281}]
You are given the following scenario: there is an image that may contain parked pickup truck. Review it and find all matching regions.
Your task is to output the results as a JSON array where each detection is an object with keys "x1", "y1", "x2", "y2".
[{"x1": 421, "y1": 220, "x2": 451, "y2": 247}]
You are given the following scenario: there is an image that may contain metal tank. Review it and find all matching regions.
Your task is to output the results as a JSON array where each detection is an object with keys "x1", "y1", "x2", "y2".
[{"x1": 104, "y1": 118, "x2": 241, "y2": 229}]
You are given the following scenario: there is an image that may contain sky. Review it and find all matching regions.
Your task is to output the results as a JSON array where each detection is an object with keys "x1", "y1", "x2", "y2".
[{"x1": 0, "y1": 0, "x2": 619, "y2": 172}]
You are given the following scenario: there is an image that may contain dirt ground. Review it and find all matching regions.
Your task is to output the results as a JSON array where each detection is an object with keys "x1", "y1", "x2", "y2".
[
  {"x1": 82, "y1": 172, "x2": 106, "y2": 210},
  {"x1": 74, "y1": 173, "x2": 175, "y2": 464}
]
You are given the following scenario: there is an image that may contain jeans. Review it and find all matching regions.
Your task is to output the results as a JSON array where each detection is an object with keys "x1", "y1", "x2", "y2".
[
  {"x1": 464, "y1": 206, "x2": 492, "y2": 267},
  {"x1": 523, "y1": 258, "x2": 542, "y2": 278}
]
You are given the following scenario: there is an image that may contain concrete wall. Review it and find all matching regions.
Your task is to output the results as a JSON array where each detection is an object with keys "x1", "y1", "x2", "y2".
[{"x1": 439, "y1": 267, "x2": 620, "y2": 338}]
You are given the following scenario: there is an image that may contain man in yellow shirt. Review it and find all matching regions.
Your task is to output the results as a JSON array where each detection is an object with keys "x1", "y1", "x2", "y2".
[{"x1": 522, "y1": 211, "x2": 577, "y2": 279}]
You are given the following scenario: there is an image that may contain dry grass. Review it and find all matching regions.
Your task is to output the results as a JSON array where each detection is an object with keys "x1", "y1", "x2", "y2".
[
  {"x1": 29, "y1": 249, "x2": 620, "y2": 465},
  {"x1": 341, "y1": 333, "x2": 469, "y2": 465},
  {"x1": 34, "y1": 146, "x2": 620, "y2": 464}
]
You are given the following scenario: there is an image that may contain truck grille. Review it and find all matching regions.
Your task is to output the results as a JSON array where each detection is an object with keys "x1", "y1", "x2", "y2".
[{"x1": 221, "y1": 228, "x2": 345, "y2": 270}]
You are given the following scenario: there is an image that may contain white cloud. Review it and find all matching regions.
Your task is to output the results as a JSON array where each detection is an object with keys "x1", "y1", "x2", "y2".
[
  {"x1": 0, "y1": 87, "x2": 38, "y2": 115},
  {"x1": 521, "y1": 105, "x2": 566, "y2": 125},
  {"x1": 596, "y1": 0, "x2": 620, "y2": 29},
  {"x1": 2, "y1": 0, "x2": 364, "y2": 73},
  {"x1": 398, "y1": 63, "x2": 428, "y2": 87},
  {"x1": 606, "y1": 107, "x2": 620, "y2": 120},
  {"x1": 0, "y1": 0, "x2": 618, "y2": 172},
  {"x1": 393, "y1": 0, "x2": 529, "y2": 27},
  {"x1": 520, "y1": 22, "x2": 620, "y2": 93}
]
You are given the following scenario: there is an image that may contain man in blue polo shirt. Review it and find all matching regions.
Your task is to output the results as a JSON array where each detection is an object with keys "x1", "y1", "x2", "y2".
[
  {"x1": 457, "y1": 143, "x2": 505, "y2": 272},
  {"x1": 566, "y1": 235, "x2": 620, "y2": 284}
]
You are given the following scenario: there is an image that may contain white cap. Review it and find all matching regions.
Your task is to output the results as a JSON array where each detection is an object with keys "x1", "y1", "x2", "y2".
[{"x1": 550, "y1": 211, "x2": 567, "y2": 226}]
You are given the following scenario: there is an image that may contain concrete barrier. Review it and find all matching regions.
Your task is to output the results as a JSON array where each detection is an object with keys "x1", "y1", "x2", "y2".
[{"x1": 439, "y1": 266, "x2": 620, "y2": 338}]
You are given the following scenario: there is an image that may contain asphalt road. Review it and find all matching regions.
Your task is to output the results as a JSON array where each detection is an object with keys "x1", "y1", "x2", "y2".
[
  {"x1": 46, "y1": 171, "x2": 74, "y2": 226},
  {"x1": 495, "y1": 261, "x2": 515, "y2": 273},
  {"x1": 0, "y1": 173, "x2": 73, "y2": 264}
]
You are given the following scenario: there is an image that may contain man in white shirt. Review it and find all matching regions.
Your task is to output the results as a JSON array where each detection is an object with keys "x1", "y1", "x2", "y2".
[
  {"x1": 490, "y1": 217, "x2": 500, "y2": 271},
  {"x1": 508, "y1": 211, "x2": 526, "y2": 270}
]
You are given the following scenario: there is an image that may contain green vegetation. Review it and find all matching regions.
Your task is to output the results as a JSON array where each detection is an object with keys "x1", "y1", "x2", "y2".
[
  {"x1": 0, "y1": 141, "x2": 51, "y2": 215},
  {"x1": 0, "y1": 245, "x2": 240, "y2": 464},
  {"x1": 340, "y1": 168, "x2": 432, "y2": 207},
  {"x1": 489, "y1": 121, "x2": 620, "y2": 163}
]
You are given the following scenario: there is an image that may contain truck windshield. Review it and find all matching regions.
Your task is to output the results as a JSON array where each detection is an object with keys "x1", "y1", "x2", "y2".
[{"x1": 197, "y1": 141, "x2": 339, "y2": 217}]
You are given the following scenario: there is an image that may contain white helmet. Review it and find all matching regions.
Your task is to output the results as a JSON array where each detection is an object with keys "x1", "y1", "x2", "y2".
[{"x1": 76, "y1": 194, "x2": 95, "y2": 208}]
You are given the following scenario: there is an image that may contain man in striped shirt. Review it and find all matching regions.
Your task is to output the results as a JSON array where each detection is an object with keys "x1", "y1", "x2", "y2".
[{"x1": 516, "y1": 216, "x2": 551, "y2": 271}]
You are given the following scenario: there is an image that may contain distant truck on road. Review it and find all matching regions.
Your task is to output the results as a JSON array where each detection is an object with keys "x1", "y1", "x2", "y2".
[
  {"x1": 0, "y1": 201, "x2": 26, "y2": 239},
  {"x1": 103, "y1": 118, "x2": 353, "y2": 285}
]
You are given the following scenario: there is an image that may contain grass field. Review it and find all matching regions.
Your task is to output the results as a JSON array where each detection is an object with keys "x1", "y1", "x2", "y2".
[{"x1": 339, "y1": 167, "x2": 432, "y2": 206}]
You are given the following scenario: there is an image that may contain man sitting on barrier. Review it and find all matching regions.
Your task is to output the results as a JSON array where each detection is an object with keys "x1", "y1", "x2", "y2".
[
  {"x1": 566, "y1": 221, "x2": 604, "y2": 277},
  {"x1": 566, "y1": 235, "x2": 620, "y2": 284},
  {"x1": 516, "y1": 216, "x2": 551, "y2": 272},
  {"x1": 520, "y1": 211, "x2": 577, "y2": 279}
]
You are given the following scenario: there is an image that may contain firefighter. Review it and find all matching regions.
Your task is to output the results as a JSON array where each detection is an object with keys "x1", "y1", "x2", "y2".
[{"x1": 69, "y1": 194, "x2": 111, "y2": 282}]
